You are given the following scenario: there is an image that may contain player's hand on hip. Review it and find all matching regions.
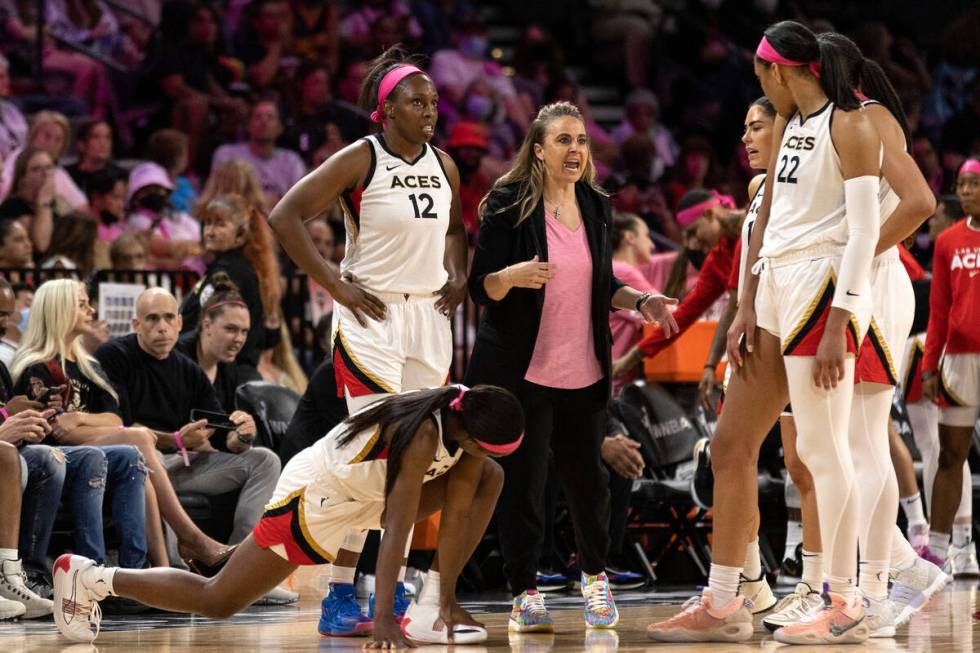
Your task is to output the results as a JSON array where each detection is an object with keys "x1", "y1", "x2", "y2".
[
  {"x1": 333, "y1": 279, "x2": 387, "y2": 327},
  {"x1": 433, "y1": 276, "x2": 466, "y2": 317}
]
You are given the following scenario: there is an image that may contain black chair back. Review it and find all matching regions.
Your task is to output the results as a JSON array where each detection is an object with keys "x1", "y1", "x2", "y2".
[
  {"x1": 235, "y1": 382, "x2": 301, "y2": 451},
  {"x1": 618, "y1": 380, "x2": 702, "y2": 474}
]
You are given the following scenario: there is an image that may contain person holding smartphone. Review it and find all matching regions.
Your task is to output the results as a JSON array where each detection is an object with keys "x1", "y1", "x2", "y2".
[{"x1": 95, "y1": 287, "x2": 287, "y2": 604}]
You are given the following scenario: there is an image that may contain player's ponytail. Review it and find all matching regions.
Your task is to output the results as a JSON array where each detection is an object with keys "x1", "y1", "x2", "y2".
[
  {"x1": 758, "y1": 21, "x2": 859, "y2": 111},
  {"x1": 816, "y1": 32, "x2": 911, "y2": 151},
  {"x1": 337, "y1": 385, "x2": 524, "y2": 497}
]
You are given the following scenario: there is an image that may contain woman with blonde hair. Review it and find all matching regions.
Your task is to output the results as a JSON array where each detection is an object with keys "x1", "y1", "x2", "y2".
[
  {"x1": 182, "y1": 194, "x2": 281, "y2": 368},
  {"x1": 1, "y1": 111, "x2": 87, "y2": 210},
  {"x1": 12, "y1": 279, "x2": 233, "y2": 570},
  {"x1": 465, "y1": 101, "x2": 678, "y2": 631}
]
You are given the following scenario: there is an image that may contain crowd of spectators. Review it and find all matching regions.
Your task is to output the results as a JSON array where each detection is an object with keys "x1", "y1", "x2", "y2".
[{"x1": 0, "y1": 0, "x2": 976, "y2": 613}]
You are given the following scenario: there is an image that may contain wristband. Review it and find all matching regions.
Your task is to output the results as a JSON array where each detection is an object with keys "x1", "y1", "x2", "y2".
[
  {"x1": 635, "y1": 293, "x2": 652, "y2": 311},
  {"x1": 174, "y1": 430, "x2": 190, "y2": 467},
  {"x1": 236, "y1": 432, "x2": 255, "y2": 445}
]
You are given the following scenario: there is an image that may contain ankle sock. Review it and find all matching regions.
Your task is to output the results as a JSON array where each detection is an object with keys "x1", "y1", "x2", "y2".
[
  {"x1": 418, "y1": 570, "x2": 440, "y2": 605},
  {"x1": 952, "y1": 522, "x2": 973, "y2": 548},
  {"x1": 858, "y1": 560, "x2": 888, "y2": 600},
  {"x1": 801, "y1": 549, "x2": 823, "y2": 590},
  {"x1": 743, "y1": 539, "x2": 762, "y2": 580},
  {"x1": 899, "y1": 493, "x2": 928, "y2": 531},
  {"x1": 0, "y1": 549, "x2": 17, "y2": 563},
  {"x1": 708, "y1": 563, "x2": 741, "y2": 608}
]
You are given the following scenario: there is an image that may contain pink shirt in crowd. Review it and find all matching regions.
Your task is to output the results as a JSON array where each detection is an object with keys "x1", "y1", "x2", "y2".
[
  {"x1": 610, "y1": 260, "x2": 655, "y2": 394},
  {"x1": 524, "y1": 212, "x2": 603, "y2": 389}
]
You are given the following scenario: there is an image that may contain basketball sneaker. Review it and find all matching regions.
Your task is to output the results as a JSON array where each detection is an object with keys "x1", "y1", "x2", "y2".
[
  {"x1": 772, "y1": 592, "x2": 869, "y2": 645},
  {"x1": 604, "y1": 566, "x2": 646, "y2": 591},
  {"x1": 778, "y1": 543, "x2": 803, "y2": 584},
  {"x1": 907, "y1": 523, "x2": 930, "y2": 551},
  {"x1": 915, "y1": 545, "x2": 945, "y2": 567},
  {"x1": 401, "y1": 599, "x2": 488, "y2": 643},
  {"x1": 889, "y1": 556, "x2": 949, "y2": 626},
  {"x1": 948, "y1": 541, "x2": 980, "y2": 578},
  {"x1": 0, "y1": 594, "x2": 25, "y2": 620},
  {"x1": 52, "y1": 554, "x2": 111, "y2": 642},
  {"x1": 582, "y1": 572, "x2": 618, "y2": 628},
  {"x1": 508, "y1": 590, "x2": 553, "y2": 632},
  {"x1": 0, "y1": 558, "x2": 53, "y2": 618},
  {"x1": 738, "y1": 572, "x2": 776, "y2": 614},
  {"x1": 862, "y1": 595, "x2": 896, "y2": 637},
  {"x1": 368, "y1": 581, "x2": 411, "y2": 622},
  {"x1": 535, "y1": 570, "x2": 570, "y2": 592},
  {"x1": 646, "y1": 589, "x2": 753, "y2": 642},
  {"x1": 762, "y1": 582, "x2": 823, "y2": 632},
  {"x1": 690, "y1": 438, "x2": 713, "y2": 509},
  {"x1": 317, "y1": 583, "x2": 372, "y2": 637}
]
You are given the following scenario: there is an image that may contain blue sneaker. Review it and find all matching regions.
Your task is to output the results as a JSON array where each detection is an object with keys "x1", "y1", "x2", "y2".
[
  {"x1": 367, "y1": 581, "x2": 410, "y2": 623},
  {"x1": 318, "y1": 583, "x2": 372, "y2": 637}
]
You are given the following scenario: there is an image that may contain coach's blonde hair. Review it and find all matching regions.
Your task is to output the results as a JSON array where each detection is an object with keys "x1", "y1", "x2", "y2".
[
  {"x1": 478, "y1": 102, "x2": 603, "y2": 226},
  {"x1": 11, "y1": 279, "x2": 118, "y2": 401}
]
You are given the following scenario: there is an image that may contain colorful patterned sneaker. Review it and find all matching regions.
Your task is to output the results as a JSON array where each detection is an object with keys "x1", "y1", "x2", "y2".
[
  {"x1": 0, "y1": 558, "x2": 53, "y2": 618},
  {"x1": 907, "y1": 523, "x2": 930, "y2": 552},
  {"x1": 948, "y1": 541, "x2": 980, "y2": 578},
  {"x1": 52, "y1": 554, "x2": 109, "y2": 643},
  {"x1": 890, "y1": 556, "x2": 950, "y2": 627},
  {"x1": 915, "y1": 545, "x2": 946, "y2": 568},
  {"x1": 762, "y1": 582, "x2": 823, "y2": 632},
  {"x1": 368, "y1": 581, "x2": 411, "y2": 622},
  {"x1": 738, "y1": 572, "x2": 776, "y2": 614},
  {"x1": 401, "y1": 600, "x2": 487, "y2": 643},
  {"x1": 509, "y1": 590, "x2": 554, "y2": 633},
  {"x1": 317, "y1": 583, "x2": 373, "y2": 637},
  {"x1": 646, "y1": 589, "x2": 753, "y2": 642},
  {"x1": 773, "y1": 592, "x2": 870, "y2": 645},
  {"x1": 582, "y1": 572, "x2": 618, "y2": 629},
  {"x1": 863, "y1": 595, "x2": 897, "y2": 638}
]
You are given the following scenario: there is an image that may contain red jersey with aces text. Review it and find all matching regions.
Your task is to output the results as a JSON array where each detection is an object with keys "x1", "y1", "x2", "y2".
[{"x1": 924, "y1": 218, "x2": 980, "y2": 371}]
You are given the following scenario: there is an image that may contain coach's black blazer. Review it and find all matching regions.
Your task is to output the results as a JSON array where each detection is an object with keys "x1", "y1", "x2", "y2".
[{"x1": 464, "y1": 180, "x2": 623, "y2": 398}]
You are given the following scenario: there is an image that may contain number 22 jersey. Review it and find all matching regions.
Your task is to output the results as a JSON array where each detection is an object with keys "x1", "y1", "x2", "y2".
[{"x1": 338, "y1": 134, "x2": 452, "y2": 295}]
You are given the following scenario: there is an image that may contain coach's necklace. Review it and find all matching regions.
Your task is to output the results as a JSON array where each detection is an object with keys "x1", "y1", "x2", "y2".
[{"x1": 552, "y1": 204, "x2": 561, "y2": 220}]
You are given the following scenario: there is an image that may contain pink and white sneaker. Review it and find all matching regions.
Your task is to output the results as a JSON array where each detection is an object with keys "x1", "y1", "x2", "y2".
[
  {"x1": 646, "y1": 589, "x2": 753, "y2": 642},
  {"x1": 52, "y1": 554, "x2": 110, "y2": 643},
  {"x1": 916, "y1": 545, "x2": 946, "y2": 568},
  {"x1": 773, "y1": 591, "x2": 870, "y2": 645}
]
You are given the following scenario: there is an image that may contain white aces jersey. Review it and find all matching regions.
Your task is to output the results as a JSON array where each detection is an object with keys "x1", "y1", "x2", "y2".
[
  {"x1": 338, "y1": 134, "x2": 452, "y2": 295},
  {"x1": 760, "y1": 101, "x2": 848, "y2": 258},
  {"x1": 309, "y1": 409, "x2": 462, "y2": 503},
  {"x1": 737, "y1": 180, "x2": 764, "y2": 299}
]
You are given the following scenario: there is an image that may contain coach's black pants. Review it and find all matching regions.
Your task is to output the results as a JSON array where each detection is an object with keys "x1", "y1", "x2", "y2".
[{"x1": 496, "y1": 379, "x2": 611, "y2": 596}]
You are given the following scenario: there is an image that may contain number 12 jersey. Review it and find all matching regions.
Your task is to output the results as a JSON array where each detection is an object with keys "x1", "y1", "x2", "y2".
[{"x1": 338, "y1": 134, "x2": 452, "y2": 295}]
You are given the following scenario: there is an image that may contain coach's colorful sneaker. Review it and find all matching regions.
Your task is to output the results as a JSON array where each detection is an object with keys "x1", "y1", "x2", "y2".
[
  {"x1": 52, "y1": 554, "x2": 112, "y2": 642},
  {"x1": 646, "y1": 589, "x2": 753, "y2": 642},
  {"x1": 890, "y1": 556, "x2": 949, "y2": 626},
  {"x1": 582, "y1": 572, "x2": 618, "y2": 629},
  {"x1": 862, "y1": 595, "x2": 897, "y2": 638},
  {"x1": 738, "y1": 572, "x2": 776, "y2": 614},
  {"x1": 509, "y1": 590, "x2": 553, "y2": 632},
  {"x1": 368, "y1": 582, "x2": 411, "y2": 622},
  {"x1": 772, "y1": 592, "x2": 870, "y2": 645},
  {"x1": 948, "y1": 541, "x2": 980, "y2": 578},
  {"x1": 762, "y1": 582, "x2": 823, "y2": 632},
  {"x1": 401, "y1": 600, "x2": 488, "y2": 643},
  {"x1": 318, "y1": 583, "x2": 372, "y2": 637}
]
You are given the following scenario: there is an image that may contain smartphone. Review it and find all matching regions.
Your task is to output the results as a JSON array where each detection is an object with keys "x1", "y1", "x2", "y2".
[{"x1": 189, "y1": 409, "x2": 237, "y2": 432}]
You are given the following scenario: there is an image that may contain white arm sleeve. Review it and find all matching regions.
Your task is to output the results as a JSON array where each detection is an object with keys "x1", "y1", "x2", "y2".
[{"x1": 833, "y1": 175, "x2": 880, "y2": 313}]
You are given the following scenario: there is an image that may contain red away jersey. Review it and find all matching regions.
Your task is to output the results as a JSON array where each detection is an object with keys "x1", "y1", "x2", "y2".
[{"x1": 923, "y1": 218, "x2": 980, "y2": 371}]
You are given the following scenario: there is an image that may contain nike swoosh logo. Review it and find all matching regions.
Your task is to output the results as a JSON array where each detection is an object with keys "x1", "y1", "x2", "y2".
[
  {"x1": 829, "y1": 615, "x2": 865, "y2": 638},
  {"x1": 386, "y1": 165, "x2": 401, "y2": 171},
  {"x1": 846, "y1": 290, "x2": 859, "y2": 296}
]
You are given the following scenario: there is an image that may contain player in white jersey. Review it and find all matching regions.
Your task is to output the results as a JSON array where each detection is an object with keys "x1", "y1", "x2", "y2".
[
  {"x1": 50, "y1": 385, "x2": 525, "y2": 646},
  {"x1": 268, "y1": 46, "x2": 467, "y2": 633},
  {"x1": 649, "y1": 20, "x2": 883, "y2": 644}
]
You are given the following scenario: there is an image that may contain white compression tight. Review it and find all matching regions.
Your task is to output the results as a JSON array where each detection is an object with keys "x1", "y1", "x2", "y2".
[
  {"x1": 850, "y1": 385, "x2": 900, "y2": 598},
  {"x1": 908, "y1": 399, "x2": 972, "y2": 520},
  {"x1": 784, "y1": 356, "x2": 859, "y2": 598}
]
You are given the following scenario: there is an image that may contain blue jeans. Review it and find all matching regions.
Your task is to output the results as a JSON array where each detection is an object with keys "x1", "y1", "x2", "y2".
[
  {"x1": 19, "y1": 445, "x2": 68, "y2": 571},
  {"x1": 102, "y1": 445, "x2": 148, "y2": 568}
]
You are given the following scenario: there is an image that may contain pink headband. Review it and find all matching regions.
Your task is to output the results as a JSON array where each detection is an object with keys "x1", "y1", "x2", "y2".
[
  {"x1": 449, "y1": 385, "x2": 524, "y2": 456},
  {"x1": 756, "y1": 36, "x2": 821, "y2": 78},
  {"x1": 959, "y1": 159, "x2": 980, "y2": 177},
  {"x1": 676, "y1": 190, "x2": 736, "y2": 228},
  {"x1": 370, "y1": 65, "x2": 425, "y2": 123},
  {"x1": 205, "y1": 299, "x2": 247, "y2": 313}
]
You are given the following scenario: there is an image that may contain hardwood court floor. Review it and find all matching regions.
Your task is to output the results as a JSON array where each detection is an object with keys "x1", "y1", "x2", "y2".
[{"x1": 2, "y1": 567, "x2": 978, "y2": 652}]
